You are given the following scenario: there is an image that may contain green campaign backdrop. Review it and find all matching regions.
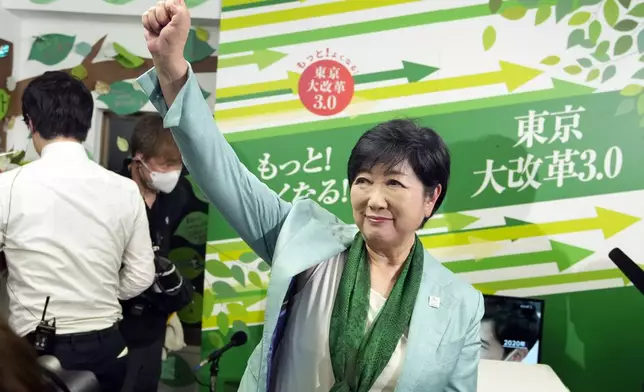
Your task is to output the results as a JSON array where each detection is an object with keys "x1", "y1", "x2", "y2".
[{"x1": 187, "y1": 1, "x2": 644, "y2": 391}]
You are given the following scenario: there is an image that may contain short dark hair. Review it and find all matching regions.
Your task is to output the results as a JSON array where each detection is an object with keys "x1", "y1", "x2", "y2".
[
  {"x1": 21, "y1": 71, "x2": 93, "y2": 142},
  {"x1": 0, "y1": 319, "x2": 45, "y2": 392},
  {"x1": 347, "y1": 119, "x2": 450, "y2": 221},
  {"x1": 483, "y1": 297, "x2": 540, "y2": 356},
  {"x1": 130, "y1": 113, "x2": 181, "y2": 164}
]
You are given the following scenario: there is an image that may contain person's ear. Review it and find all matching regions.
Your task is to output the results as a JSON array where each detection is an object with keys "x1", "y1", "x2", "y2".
[
  {"x1": 423, "y1": 184, "x2": 442, "y2": 217},
  {"x1": 504, "y1": 348, "x2": 529, "y2": 362}
]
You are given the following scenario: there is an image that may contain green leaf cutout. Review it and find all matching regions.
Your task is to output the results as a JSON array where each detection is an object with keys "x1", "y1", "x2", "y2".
[
  {"x1": 621, "y1": 84, "x2": 643, "y2": 96},
  {"x1": 489, "y1": 0, "x2": 502, "y2": 13},
  {"x1": 541, "y1": 55, "x2": 561, "y2": 65},
  {"x1": 227, "y1": 303, "x2": 247, "y2": 318},
  {"x1": 203, "y1": 289, "x2": 215, "y2": 318},
  {"x1": 71, "y1": 64, "x2": 87, "y2": 80},
  {"x1": 184, "y1": 29, "x2": 215, "y2": 63},
  {"x1": 615, "y1": 99, "x2": 635, "y2": 115},
  {"x1": 629, "y1": 3, "x2": 644, "y2": 17},
  {"x1": 116, "y1": 136, "x2": 129, "y2": 152},
  {"x1": 614, "y1": 19, "x2": 638, "y2": 31},
  {"x1": 230, "y1": 265, "x2": 246, "y2": 287},
  {"x1": 206, "y1": 259, "x2": 232, "y2": 278},
  {"x1": 502, "y1": 6, "x2": 527, "y2": 20},
  {"x1": 637, "y1": 94, "x2": 644, "y2": 115},
  {"x1": 568, "y1": 29, "x2": 585, "y2": 48},
  {"x1": 564, "y1": 65, "x2": 583, "y2": 75},
  {"x1": 212, "y1": 281, "x2": 237, "y2": 298},
  {"x1": 113, "y1": 43, "x2": 145, "y2": 69},
  {"x1": 577, "y1": 58, "x2": 593, "y2": 68},
  {"x1": 29, "y1": 34, "x2": 75, "y2": 66},
  {"x1": 177, "y1": 292, "x2": 202, "y2": 324},
  {"x1": 555, "y1": 0, "x2": 575, "y2": 22},
  {"x1": 535, "y1": 5, "x2": 552, "y2": 25},
  {"x1": 174, "y1": 211, "x2": 208, "y2": 245},
  {"x1": 98, "y1": 81, "x2": 148, "y2": 115},
  {"x1": 589, "y1": 21, "x2": 602, "y2": 43},
  {"x1": 239, "y1": 252, "x2": 258, "y2": 264},
  {"x1": 604, "y1": 0, "x2": 620, "y2": 26},
  {"x1": 482, "y1": 26, "x2": 496, "y2": 51},
  {"x1": 617, "y1": 0, "x2": 631, "y2": 8},
  {"x1": 602, "y1": 65, "x2": 617, "y2": 82},
  {"x1": 258, "y1": 261, "x2": 271, "y2": 272},
  {"x1": 185, "y1": 174, "x2": 208, "y2": 203},
  {"x1": 569, "y1": 11, "x2": 591, "y2": 25},
  {"x1": 248, "y1": 271, "x2": 263, "y2": 288},
  {"x1": 168, "y1": 246, "x2": 204, "y2": 280},
  {"x1": 637, "y1": 30, "x2": 644, "y2": 53},
  {"x1": 74, "y1": 42, "x2": 92, "y2": 57},
  {"x1": 0, "y1": 89, "x2": 9, "y2": 122},
  {"x1": 614, "y1": 35, "x2": 633, "y2": 55},
  {"x1": 217, "y1": 312, "x2": 230, "y2": 336},
  {"x1": 633, "y1": 68, "x2": 644, "y2": 79}
]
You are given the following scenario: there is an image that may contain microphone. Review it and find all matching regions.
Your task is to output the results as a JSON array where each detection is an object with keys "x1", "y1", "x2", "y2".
[
  {"x1": 195, "y1": 330, "x2": 248, "y2": 370},
  {"x1": 608, "y1": 248, "x2": 644, "y2": 296}
]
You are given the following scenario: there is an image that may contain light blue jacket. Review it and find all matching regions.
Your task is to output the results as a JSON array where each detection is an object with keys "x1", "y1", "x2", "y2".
[{"x1": 138, "y1": 65, "x2": 484, "y2": 392}]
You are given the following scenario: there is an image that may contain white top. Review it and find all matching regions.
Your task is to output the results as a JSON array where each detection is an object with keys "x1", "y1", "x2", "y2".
[
  {"x1": 274, "y1": 252, "x2": 406, "y2": 392},
  {"x1": 0, "y1": 142, "x2": 155, "y2": 336}
]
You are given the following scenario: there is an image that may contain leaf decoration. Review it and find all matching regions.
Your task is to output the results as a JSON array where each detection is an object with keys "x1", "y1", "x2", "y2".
[
  {"x1": 615, "y1": 99, "x2": 635, "y2": 115},
  {"x1": 488, "y1": 0, "x2": 502, "y2": 13},
  {"x1": 71, "y1": 64, "x2": 87, "y2": 80},
  {"x1": 620, "y1": 84, "x2": 643, "y2": 96},
  {"x1": 577, "y1": 58, "x2": 593, "y2": 68},
  {"x1": 637, "y1": 94, "x2": 644, "y2": 115},
  {"x1": 589, "y1": 21, "x2": 602, "y2": 44},
  {"x1": 614, "y1": 19, "x2": 638, "y2": 31},
  {"x1": 258, "y1": 261, "x2": 271, "y2": 272},
  {"x1": 592, "y1": 41, "x2": 611, "y2": 62},
  {"x1": 248, "y1": 271, "x2": 263, "y2": 288},
  {"x1": 184, "y1": 29, "x2": 215, "y2": 63},
  {"x1": 98, "y1": 81, "x2": 147, "y2": 115},
  {"x1": 168, "y1": 247, "x2": 204, "y2": 280},
  {"x1": 555, "y1": 0, "x2": 575, "y2": 22},
  {"x1": 617, "y1": 0, "x2": 631, "y2": 8},
  {"x1": 174, "y1": 211, "x2": 208, "y2": 245},
  {"x1": 638, "y1": 30, "x2": 644, "y2": 53},
  {"x1": 602, "y1": 65, "x2": 617, "y2": 83},
  {"x1": 501, "y1": 6, "x2": 527, "y2": 20},
  {"x1": 177, "y1": 292, "x2": 202, "y2": 324},
  {"x1": 564, "y1": 65, "x2": 583, "y2": 75},
  {"x1": 195, "y1": 26, "x2": 210, "y2": 42},
  {"x1": 239, "y1": 252, "x2": 258, "y2": 264},
  {"x1": 205, "y1": 259, "x2": 232, "y2": 278},
  {"x1": 113, "y1": 43, "x2": 145, "y2": 69},
  {"x1": 482, "y1": 26, "x2": 496, "y2": 51},
  {"x1": 0, "y1": 89, "x2": 10, "y2": 121},
  {"x1": 227, "y1": 303, "x2": 247, "y2": 318},
  {"x1": 28, "y1": 34, "x2": 75, "y2": 66},
  {"x1": 541, "y1": 55, "x2": 561, "y2": 65},
  {"x1": 569, "y1": 11, "x2": 591, "y2": 25},
  {"x1": 633, "y1": 68, "x2": 644, "y2": 79},
  {"x1": 230, "y1": 265, "x2": 246, "y2": 287},
  {"x1": 74, "y1": 42, "x2": 92, "y2": 57},
  {"x1": 535, "y1": 5, "x2": 552, "y2": 25},
  {"x1": 568, "y1": 29, "x2": 585, "y2": 48},
  {"x1": 629, "y1": 3, "x2": 644, "y2": 17},
  {"x1": 217, "y1": 312, "x2": 229, "y2": 336},
  {"x1": 116, "y1": 136, "x2": 129, "y2": 152},
  {"x1": 614, "y1": 35, "x2": 633, "y2": 55},
  {"x1": 212, "y1": 281, "x2": 237, "y2": 298},
  {"x1": 604, "y1": 0, "x2": 620, "y2": 26}
]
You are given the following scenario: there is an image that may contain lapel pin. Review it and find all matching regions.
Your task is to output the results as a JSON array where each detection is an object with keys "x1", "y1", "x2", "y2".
[{"x1": 429, "y1": 296, "x2": 441, "y2": 309}]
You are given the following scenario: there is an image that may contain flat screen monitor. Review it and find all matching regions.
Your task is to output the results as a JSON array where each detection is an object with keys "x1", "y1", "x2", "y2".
[{"x1": 481, "y1": 294, "x2": 545, "y2": 364}]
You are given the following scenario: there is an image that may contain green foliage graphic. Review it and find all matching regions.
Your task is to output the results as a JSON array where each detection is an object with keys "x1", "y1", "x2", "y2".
[
  {"x1": 29, "y1": 34, "x2": 75, "y2": 66},
  {"x1": 97, "y1": 81, "x2": 147, "y2": 116},
  {"x1": 184, "y1": 29, "x2": 215, "y2": 63}
]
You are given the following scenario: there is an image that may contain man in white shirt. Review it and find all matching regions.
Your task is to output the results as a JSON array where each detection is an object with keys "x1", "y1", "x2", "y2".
[{"x1": 0, "y1": 71, "x2": 155, "y2": 391}]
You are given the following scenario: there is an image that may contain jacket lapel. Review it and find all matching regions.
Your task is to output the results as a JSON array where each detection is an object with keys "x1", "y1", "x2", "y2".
[{"x1": 395, "y1": 252, "x2": 457, "y2": 391}]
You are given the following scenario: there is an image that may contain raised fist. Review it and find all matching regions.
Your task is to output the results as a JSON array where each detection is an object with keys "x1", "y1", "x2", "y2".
[{"x1": 142, "y1": 0, "x2": 190, "y2": 62}]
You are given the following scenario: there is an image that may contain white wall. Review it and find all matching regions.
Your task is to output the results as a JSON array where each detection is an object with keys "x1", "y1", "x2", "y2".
[{"x1": 1, "y1": 0, "x2": 220, "y2": 162}]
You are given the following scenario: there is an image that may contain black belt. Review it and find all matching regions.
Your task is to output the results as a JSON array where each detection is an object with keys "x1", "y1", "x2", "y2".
[{"x1": 26, "y1": 323, "x2": 119, "y2": 345}]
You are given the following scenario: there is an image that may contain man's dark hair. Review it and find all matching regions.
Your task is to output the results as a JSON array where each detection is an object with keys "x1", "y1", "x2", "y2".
[
  {"x1": 347, "y1": 118, "x2": 450, "y2": 224},
  {"x1": 21, "y1": 71, "x2": 93, "y2": 142},
  {"x1": 130, "y1": 113, "x2": 181, "y2": 164},
  {"x1": 483, "y1": 297, "x2": 541, "y2": 356}
]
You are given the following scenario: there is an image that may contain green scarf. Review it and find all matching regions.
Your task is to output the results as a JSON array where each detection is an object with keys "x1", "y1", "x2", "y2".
[{"x1": 329, "y1": 233, "x2": 424, "y2": 392}]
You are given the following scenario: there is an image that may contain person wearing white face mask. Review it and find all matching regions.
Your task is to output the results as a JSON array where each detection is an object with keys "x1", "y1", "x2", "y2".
[{"x1": 118, "y1": 113, "x2": 193, "y2": 392}]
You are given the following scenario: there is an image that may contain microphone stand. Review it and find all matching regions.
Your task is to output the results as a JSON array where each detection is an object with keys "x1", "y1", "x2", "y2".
[{"x1": 209, "y1": 356, "x2": 220, "y2": 392}]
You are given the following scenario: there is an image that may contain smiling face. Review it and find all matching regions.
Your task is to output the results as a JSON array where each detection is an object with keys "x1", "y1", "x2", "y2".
[{"x1": 350, "y1": 161, "x2": 441, "y2": 250}]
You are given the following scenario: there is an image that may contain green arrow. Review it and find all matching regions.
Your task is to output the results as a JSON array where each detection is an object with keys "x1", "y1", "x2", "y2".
[
  {"x1": 218, "y1": 49, "x2": 287, "y2": 70},
  {"x1": 219, "y1": 0, "x2": 557, "y2": 55},
  {"x1": 224, "y1": 78, "x2": 596, "y2": 142},
  {"x1": 216, "y1": 62, "x2": 439, "y2": 104},
  {"x1": 445, "y1": 240, "x2": 594, "y2": 274},
  {"x1": 354, "y1": 61, "x2": 438, "y2": 84},
  {"x1": 474, "y1": 267, "x2": 636, "y2": 295},
  {"x1": 425, "y1": 212, "x2": 479, "y2": 231}
]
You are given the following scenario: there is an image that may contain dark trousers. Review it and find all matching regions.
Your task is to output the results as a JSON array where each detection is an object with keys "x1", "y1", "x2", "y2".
[
  {"x1": 120, "y1": 335, "x2": 164, "y2": 392},
  {"x1": 27, "y1": 324, "x2": 128, "y2": 391}
]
